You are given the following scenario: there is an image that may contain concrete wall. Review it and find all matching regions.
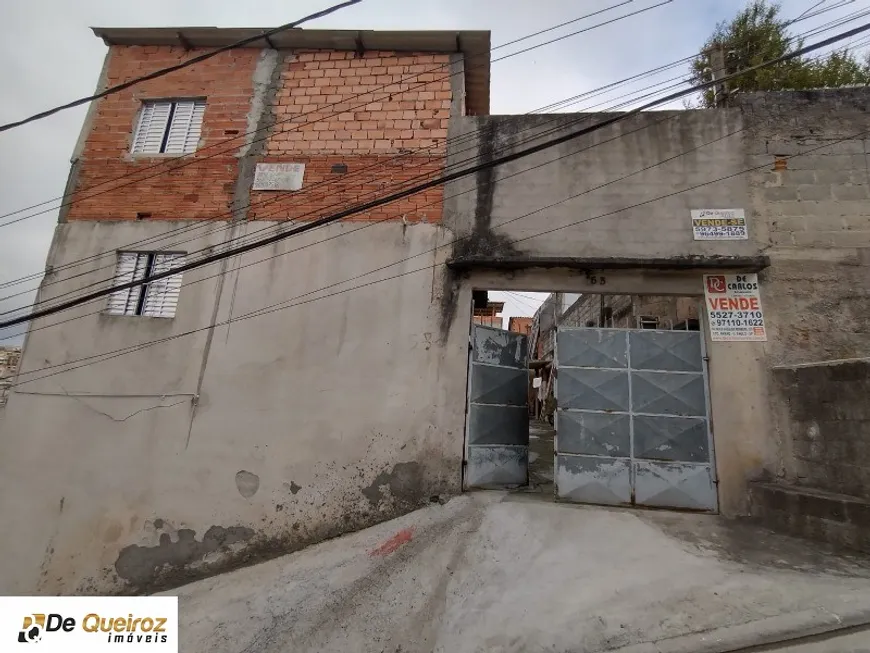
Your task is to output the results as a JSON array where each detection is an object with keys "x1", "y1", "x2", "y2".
[
  {"x1": 0, "y1": 220, "x2": 467, "y2": 594},
  {"x1": 5, "y1": 87, "x2": 870, "y2": 594},
  {"x1": 741, "y1": 90, "x2": 870, "y2": 366},
  {"x1": 442, "y1": 110, "x2": 756, "y2": 261},
  {"x1": 438, "y1": 90, "x2": 870, "y2": 515},
  {"x1": 772, "y1": 358, "x2": 870, "y2": 496}
]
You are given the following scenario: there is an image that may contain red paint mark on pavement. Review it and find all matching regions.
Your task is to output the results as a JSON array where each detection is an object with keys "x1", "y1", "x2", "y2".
[{"x1": 370, "y1": 527, "x2": 414, "y2": 556}]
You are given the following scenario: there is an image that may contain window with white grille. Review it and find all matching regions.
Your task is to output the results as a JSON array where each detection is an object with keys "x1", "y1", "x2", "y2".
[
  {"x1": 131, "y1": 99, "x2": 205, "y2": 155},
  {"x1": 107, "y1": 252, "x2": 185, "y2": 318}
]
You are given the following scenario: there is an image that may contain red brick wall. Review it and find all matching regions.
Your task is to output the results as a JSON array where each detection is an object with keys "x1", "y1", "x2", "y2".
[
  {"x1": 253, "y1": 50, "x2": 451, "y2": 223},
  {"x1": 68, "y1": 46, "x2": 453, "y2": 224},
  {"x1": 68, "y1": 46, "x2": 259, "y2": 221}
]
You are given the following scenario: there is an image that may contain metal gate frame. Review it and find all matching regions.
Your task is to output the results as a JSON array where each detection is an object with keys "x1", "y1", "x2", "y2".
[
  {"x1": 463, "y1": 323, "x2": 530, "y2": 489},
  {"x1": 554, "y1": 324, "x2": 718, "y2": 512}
]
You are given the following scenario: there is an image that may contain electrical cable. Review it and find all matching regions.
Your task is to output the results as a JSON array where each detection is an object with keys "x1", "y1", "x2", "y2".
[
  {"x1": 2, "y1": 23, "x2": 865, "y2": 347},
  {"x1": 11, "y1": 22, "x2": 870, "y2": 353},
  {"x1": 2, "y1": 90, "x2": 699, "y2": 340},
  {"x1": 0, "y1": 0, "x2": 850, "y2": 233},
  {"x1": 0, "y1": 2, "x2": 670, "y2": 303},
  {"x1": 4, "y1": 20, "x2": 866, "y2": 331},
  {"x1": 11, "y1": 123, "x2": 867, "y2": 387},
  {"x1": 0, "y1": 0, "x2": 855, "y2": 297},
  {"x1": 3, "y1": 0, "x2": 857, "y2": 304},
  {"x1": 8, "y1": 23, "x2": 870, "y2": 343},
  {"x1": 501, "y1": 292, "x2": 543, "y2": 315},
  {"x1": 0, "y1": 64, "x2": 694, "y2": 316},
  {"x1": 0, "y1": 0, "x2": 647, "y2": 226},
  {"x1": 0, "y1": 0, "x2": 364, "y2": 133},
  {"x1": 796, "y1": 0, "x2": 832, "y2": 22},
  {"x1": 2, "y1": 8, "x2": 852, "y2": 311}
]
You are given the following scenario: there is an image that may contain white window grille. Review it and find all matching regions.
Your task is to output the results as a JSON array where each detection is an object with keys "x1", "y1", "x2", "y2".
[
  {"x1": 131, "y1": 99, "x2": 205, "y2": 155},
  {"x1": 107, "y1": 252, "x2": 185, "y2": 318}
]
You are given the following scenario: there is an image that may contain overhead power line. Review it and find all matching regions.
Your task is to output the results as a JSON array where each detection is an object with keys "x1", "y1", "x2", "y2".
[
  {"x1": 11, "y1": 108, "x2": 694, "y2": 338},
  {"x1": 11, "y1": 125, "x2": 866, "y2": 387},
  {"x1": 2, "y1": 20, "x2": 868, "y2": 331},
  {"x1": 0, "y1": 0, "x2": 363, "y2": 133},
  {"x1": 0, "y1": 62, "x2": 692, "y2": 317},
  {"x1": 0, "y1": 3, "x2": 664, "y2": 310},
  {"x1": 0, "y1": 0, "x2": 644, "y2": 226},
  {"x1": 0, "y1": 0, "x2": 856, "y2": 301},
  {"x1": 3, "y1": 8, "x2": 862, "y2": 313},
  {"x1": 15, "y1": 22, "x2": 870, "y2": 341},
  {"x1": 2, "y1": 0, "x2": 858, "y2": 308},
  {"x1": 0, "y1": 1, "x2": 674, "y2": 298},
  {"x1": 0, "y1": 0, "x2": 851, "y2": 235}
]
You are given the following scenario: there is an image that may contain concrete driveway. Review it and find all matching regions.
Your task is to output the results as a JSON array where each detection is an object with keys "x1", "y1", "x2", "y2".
[{"x1": 170, "y1": 492, "x2": 870, "y2": 652}]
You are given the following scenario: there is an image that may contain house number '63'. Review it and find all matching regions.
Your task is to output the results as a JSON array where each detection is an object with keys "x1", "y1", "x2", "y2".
[{"x1": 587, "y1": 275, "x2": 606, "y2": 285}]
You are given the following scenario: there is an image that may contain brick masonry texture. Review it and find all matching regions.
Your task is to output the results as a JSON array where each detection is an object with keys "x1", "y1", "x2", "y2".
[
  {"x1": 738, "y1": 90, "x2": 870, "y2": 365},
  {"x1": 68, "y1": 47, "x2": 451, "y2": 223},
  {"x1": 254, "y1": 50, "x2": 451, "y2": 223},
  {"x1": 749, "y1": 482, "x2": 870, "y2": 554},
  {"x1": 69, "y1": 46, "x2": 259, "y2": 221},
  {"x1": 248, "y1": 155, "x2": 443, "y2": 223},
  {"x1": 772, "y1": 359, "x2": 870, "y2": 497}
]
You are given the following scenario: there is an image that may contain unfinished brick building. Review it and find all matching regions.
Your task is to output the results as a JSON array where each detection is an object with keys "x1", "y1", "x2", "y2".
[
  {"x1": 2, "y1": 27, "x2": 490, "y2": 595},
  {"x1": 3, "y1": 23, "x2": 869, "y2": 597}
]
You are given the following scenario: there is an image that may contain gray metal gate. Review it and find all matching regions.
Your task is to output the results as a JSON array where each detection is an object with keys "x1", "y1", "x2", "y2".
[
  {"x1": 464, "y1": 324, "x2": 529, "y2": 488},
  {"x1": 554, "y1": 327, "x2": 716, "y2": 511}
]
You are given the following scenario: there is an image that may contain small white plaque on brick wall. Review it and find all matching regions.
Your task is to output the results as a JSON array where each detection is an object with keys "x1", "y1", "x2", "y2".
[
  {"x1": 252, "y1": 163, "x2": 305, "y2": 191},
  {"x1": 691, "y1": 208, "x2": 748, "y2": 240}
]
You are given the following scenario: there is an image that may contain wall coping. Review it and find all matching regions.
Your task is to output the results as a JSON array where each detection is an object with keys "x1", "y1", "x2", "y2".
[
  {"x1": 446, "y1": 255, "x2": 770, "y2": 271},
  {"x1": 772, "y1": 356, "x2": 870, "y2": 371}
]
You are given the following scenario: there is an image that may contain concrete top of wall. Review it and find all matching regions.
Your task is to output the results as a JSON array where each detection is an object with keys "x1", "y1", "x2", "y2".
[
  {"x1": 447, "y1": 255, "x2": 771, "y2": 271},
  {"x1": 91, "y1": 26, "x2": 491, "y2": 115},
  {"x1": 772, "y1": 356, "x2": 870, "y2": 370}
]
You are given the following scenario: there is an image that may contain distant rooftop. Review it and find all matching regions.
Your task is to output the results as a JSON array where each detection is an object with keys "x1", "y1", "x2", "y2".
[{"x1": 92, "y1": 27, "x2": 491, "y2": 115}]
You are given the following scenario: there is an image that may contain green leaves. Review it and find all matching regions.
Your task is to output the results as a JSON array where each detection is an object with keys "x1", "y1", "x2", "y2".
[{"x1": 690, "y1": 0, "x2": 870, "y2": 107}]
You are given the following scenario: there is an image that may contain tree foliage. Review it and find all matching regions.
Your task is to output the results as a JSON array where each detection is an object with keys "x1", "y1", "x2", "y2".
[{"x1": 690, "y1": 0, "x2": 870, "y2": 107}]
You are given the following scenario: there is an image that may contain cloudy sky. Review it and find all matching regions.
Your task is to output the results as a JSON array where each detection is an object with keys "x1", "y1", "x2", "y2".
[{"x1": 0, "y1": 0, "x2": 866, "y2": 341}]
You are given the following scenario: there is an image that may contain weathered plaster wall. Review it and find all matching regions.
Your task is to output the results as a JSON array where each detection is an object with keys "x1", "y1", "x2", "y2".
[
  {"x1": 737, "y1": 90, "x2": 870, "y2": 483},
  {"x1": 5, "y1": 88, "x2": 870, "y2": 594},
  {"x1": 772, "y1": 358, "x2": 870, "y2": 496},
  {"x1": 739, "y1": 89, "x2": 870, "y2": 366},
  {"x1": 442, "y1": 110, "x2": 756, "y2": 261},
  {"x1": 438, "y1": 90, "x2": 870, "y2": 515},
  {"x1": 0, "y1": 220, "x2": 467, "y2": 595}
]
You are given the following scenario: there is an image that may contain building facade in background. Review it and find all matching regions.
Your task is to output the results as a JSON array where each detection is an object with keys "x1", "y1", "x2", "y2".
[
  {"x1": 472, "y1": 300, "x2": 504, "y2": 328},
  {"x1": 507, "y1": 316, "x2": 532, "y2": 335},
  {"x1": 0, "y1": 346, "x2": 21, "y2": 407},
  {"x1": 1, "y1": 23, "x2": 868, "y2": 593}
]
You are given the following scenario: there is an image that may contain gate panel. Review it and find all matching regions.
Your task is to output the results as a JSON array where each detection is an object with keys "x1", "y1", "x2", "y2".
[
  {"x1": 634, "y1": 461, "x2": 717, "y2": 510},
  {"x1": 555, "y1": 327, "x2": 717, "y2": 512},
  {"x1": 557, "y1": 456, "x2": 632, "y2": 505},
  {"x1": 631, "y1": 372, "x2": 707, "y2": 416},
  {"x1": 558, "y1": 368, "x2": 630, "y2": 412},
  {"x1": 558, "y1": 411, "x2": 630, "y2": 456},
  {"x1": 633, "y1": 415, "x2": 709, "y2": 462},
  {"x1": 464, "y1": 325, "x2": 529, "y2": 489},
  {"x1": 555, "y1": 330, "x2": 632, "y2": 506},
  {"x1": 630, "y1": 330, "x2": 715, "y2": 511}
]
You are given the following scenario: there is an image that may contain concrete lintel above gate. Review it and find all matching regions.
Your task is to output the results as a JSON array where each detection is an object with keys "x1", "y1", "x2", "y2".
[{"x1": 446, "y1": 255, "x2": 770, "y2": 272}]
